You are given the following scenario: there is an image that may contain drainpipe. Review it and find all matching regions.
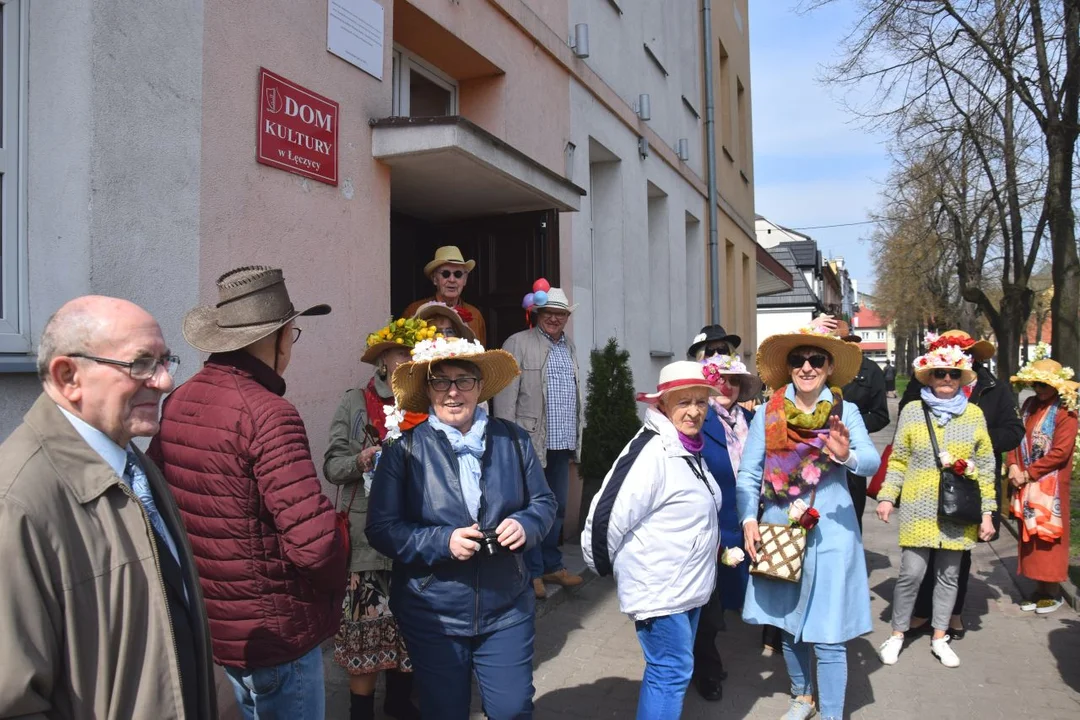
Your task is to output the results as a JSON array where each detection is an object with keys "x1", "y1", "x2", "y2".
[{"x1": 702, "y1": 0, "x2": 721, "y2": 324}]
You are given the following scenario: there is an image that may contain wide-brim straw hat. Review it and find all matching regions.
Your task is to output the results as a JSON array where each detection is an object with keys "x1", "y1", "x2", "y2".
[
  {"x1": 702, "y1": 355, "x2": 763, "y2": 403},
  {"x1": 423, "y1": 245, "x2": 476, "y2": 277},
  {"x1": 1011, "y1": 358, "x2": 1078, "y2": 409},
  {"x1": 411, "y1": 301, "x2": 476, "y2": 341},
  {"x1": 687, "y1": 324, "x2": 742, "y2": 357},
  {"x1": 362, "y1": 341, "x2": 411, "y2": 365},
  {"x1": 913, "y1": 344, "x2": 977, "y2": 386},
  {"x1": 392, "y1": 338, "x2": 519, "y2": 412},
  {"x1": 933, "y1": 330, "x2": 996, "y2": 362},
  {"x1": 532, "y1": 287, "x2": 579, "y2": 314},
  {"x1": 184, "y1": 266, "x2": 330, "y2": 353},
  {"x1": 756, "y1": 327, "x2": 863, "y2": 391},
  {"x1": 636, "y1": 361, "x2": 722, "y2": 404}
]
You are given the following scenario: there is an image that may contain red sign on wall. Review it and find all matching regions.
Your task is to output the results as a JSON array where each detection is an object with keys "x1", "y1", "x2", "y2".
[{"x1": 257, "y1": 68, "x2": 339, "y2": 186}]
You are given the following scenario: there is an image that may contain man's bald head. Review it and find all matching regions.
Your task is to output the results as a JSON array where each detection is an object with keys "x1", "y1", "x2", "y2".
[{"x1": 37, "y1": 296, "x2": 156, "y2": 382}]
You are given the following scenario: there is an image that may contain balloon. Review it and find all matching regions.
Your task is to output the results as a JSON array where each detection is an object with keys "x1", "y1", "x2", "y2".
[
  {"x1": 522, "y1": 292, "x2": 535, "y2": 309},
  {"x1": 533, "y1": 290, "x2": 548, "y2": 306},
  {"x1": 532, "y1": 278, "x2": 551, "y2": 293}
]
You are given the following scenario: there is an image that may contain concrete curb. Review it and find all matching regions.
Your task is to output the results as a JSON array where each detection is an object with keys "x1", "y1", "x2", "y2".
[{"x1": 1000, "y1": 517, "x2": 1080, "y2": 611}]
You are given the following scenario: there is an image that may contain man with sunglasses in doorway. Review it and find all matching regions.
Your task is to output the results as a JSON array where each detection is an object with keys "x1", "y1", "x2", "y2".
[{"x1": 404, "y1": 246, "x2": 487, "y2": 345}]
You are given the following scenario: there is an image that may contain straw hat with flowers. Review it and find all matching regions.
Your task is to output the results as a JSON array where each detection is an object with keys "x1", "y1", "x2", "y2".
[
  {"x1": 926, "y1": 330, "x2": 996, "y2": 362},
  {"x1": 361, "y1": 317, "x2": 442, "y2": 364},
  {"x1": 636, "y1": 361, "x2": 721, "y2": 403},
  {"x1": 756, "y1": 324, "x2": 863, "y2": 390},
  {"x1": 392, "y1": 337, "x2": 520, "y2": 412},
  {"x1": 912, "y1": 343, "x2": 977, "y2": 386},
  {"x1": 1011, "y1": 343, "x2": 1079, "y2": 411},
  {"x1": 701, "y1": 354, "x2": 763, "y2": 402}
]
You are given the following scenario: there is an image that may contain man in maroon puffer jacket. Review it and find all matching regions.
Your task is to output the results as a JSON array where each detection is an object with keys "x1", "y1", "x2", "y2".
[{"x1": 150, "y1": 266, "x2": 348, "y2": 720}]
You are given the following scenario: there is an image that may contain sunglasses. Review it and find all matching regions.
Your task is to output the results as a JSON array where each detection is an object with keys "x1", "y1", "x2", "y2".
[
  {"x1": 439, "y1": 270, "x2": 466, "y2": 279},
  {"x1": 428, "y1": 376, "x2": 479, "y2": 392},
  {"x1": 931, "y1": 369, "x2": 963, "y2": 380},
  {"x1": 703, "y1": 345, "x2": 730, "y2": 358},
  {"x1": 788, "y1": 353, "x2": 828, "y2": 369}
]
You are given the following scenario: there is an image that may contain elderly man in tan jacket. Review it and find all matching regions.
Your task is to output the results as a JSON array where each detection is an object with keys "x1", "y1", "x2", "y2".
[
  {"x1": 0, "y1": 296, "x2": 216, "y2": 719},
  {"x1": 494, "y1": 287, "x2": 586, "y2": 599}
]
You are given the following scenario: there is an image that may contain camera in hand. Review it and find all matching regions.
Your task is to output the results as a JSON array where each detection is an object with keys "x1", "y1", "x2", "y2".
[{"x1": 479, "y1": 528, "x2": 503, "y2": 557}]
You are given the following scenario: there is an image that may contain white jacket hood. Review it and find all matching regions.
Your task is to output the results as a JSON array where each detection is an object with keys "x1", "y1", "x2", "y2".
[{"x1": 581, "y1": 409, "x2": 721, "y2": 620}]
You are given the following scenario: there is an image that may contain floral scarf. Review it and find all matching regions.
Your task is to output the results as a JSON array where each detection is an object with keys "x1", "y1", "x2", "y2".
[
  {"x1": 1011, "y1": 398, "x2": 1065, "y2": 542},
  {"x1": 762, "y1": 386, "x2": 840, "y2": 504},
  {"x1": 363, "y1": 378, "x2": 392, "y2": 442},
  {"x1": 711, "y1": 399, "x2": 749, "y2": 476}
]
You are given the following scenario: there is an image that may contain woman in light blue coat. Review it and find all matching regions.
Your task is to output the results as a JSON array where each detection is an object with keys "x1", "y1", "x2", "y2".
[{"x1": 736, "y1": 328, "x2": 880, "y2": 720}]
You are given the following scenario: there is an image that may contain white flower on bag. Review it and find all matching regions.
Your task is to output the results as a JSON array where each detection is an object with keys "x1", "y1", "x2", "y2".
[
  {"x1": 938, "y1": 451, "x2": 955, "y2": 467},
  {"x1": 788, "y1": 498, "x2": 809, "y2": 524},
  {"x1": 383, "y1": 404, "x2": 405, "y2": 441},
  {"x1": 721, "y1": 547, "x2": 746, "y2": 567}
]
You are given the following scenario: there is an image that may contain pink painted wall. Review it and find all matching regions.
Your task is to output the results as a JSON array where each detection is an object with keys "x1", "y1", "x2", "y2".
[{"x1": 199, "y1": 1, "x2": 394, "y2": 471}]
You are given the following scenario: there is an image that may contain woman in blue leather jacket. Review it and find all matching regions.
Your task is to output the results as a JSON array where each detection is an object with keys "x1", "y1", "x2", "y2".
[{"x1": 367, "y1": 338, "x2": 556, "y2": 720}]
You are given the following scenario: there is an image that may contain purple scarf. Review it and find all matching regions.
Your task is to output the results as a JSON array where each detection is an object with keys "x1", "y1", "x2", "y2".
[
  {"x1": 679, "y1": 431, "x2": 704, "y2": 454},
  {"x1": 711, "y1": 399, "x2": 749, "y2": 475}
]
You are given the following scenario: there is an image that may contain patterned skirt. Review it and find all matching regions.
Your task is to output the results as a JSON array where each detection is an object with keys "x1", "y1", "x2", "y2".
[{"x1": 333, "y1": 570, "x2": 412, "y2": 675}]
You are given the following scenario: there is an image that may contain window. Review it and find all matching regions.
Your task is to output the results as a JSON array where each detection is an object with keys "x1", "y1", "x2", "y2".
[
  {"x1": 717, "y1": 39, "x2": 733, "y2": 159},
  {"x1": 392, "y1": 48, "x2": 458, "y2": 118},
  {"x1": 0, "y1": 0, "x2": 28, "y2": 354}
]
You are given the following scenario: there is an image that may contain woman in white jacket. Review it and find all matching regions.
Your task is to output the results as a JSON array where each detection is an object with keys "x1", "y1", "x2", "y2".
[{"x1": 582, "y1": 361, "x2": 722, "y2": 720}]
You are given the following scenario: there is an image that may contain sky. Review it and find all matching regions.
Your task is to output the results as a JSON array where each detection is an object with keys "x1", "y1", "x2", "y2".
[{"x1": 748, "y1": 1, "x2": 892, "y2": 294}]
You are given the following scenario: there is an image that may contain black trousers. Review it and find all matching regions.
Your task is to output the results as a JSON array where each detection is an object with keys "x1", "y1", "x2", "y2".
[
  {"x1": 913, "y1": 549, "x2": 971, "y2": 618},
  {"x1": 692, "y1": 585, "x2": 725, "y2": 679},
  {"x1": 847, "y1": 472, "x2": 867, "y2": 534}
]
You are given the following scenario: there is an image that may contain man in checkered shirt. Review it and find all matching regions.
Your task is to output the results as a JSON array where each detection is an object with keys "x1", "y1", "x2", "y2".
[{"x1": 494, "y1": 287, "x2": 586, "y2": 599}]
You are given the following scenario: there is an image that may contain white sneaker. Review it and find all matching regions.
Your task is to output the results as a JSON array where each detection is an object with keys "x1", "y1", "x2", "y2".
[
  {"x1": 931, "y1": 637, "x2": 960, "y2": 668},
  {"x1": 1019, "y1": 598, "x2": 1039, "y2": 612},
  {"x1": 1035, "y1": 598, "x2": 1064, "y2": 615},
  {"x1": 877, "y1": 635, "x2": 904, "y2": 665}
]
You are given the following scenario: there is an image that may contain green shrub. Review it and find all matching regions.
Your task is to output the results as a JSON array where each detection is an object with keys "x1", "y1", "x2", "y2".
[{"x1": 579, "y1": 338, "x2": 641, "y2": 481}]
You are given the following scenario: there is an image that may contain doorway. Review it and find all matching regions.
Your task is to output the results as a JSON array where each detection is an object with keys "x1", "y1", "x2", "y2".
[{"x1": 391, "y1": 209, "x2": 561, "y2": 349}]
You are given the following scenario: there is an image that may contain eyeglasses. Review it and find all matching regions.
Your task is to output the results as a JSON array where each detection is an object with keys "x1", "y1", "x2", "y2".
[
  {"x1": 931, "y1": 369, "x2": 963, "y2": 380},
  {"x1": 69, "y1": 353, "x2": 179, "y2": 380},
  {"x1": 290, "y1": 326, "x2": 302, "y2": 344},
  {"x1": 428, "y1": 376, "x2": 480, "y2": 392},
  {"x1": 703, "y1": 345, "x2": 730, "y2": 358},
  {"x1": 439, "y1": 270, "x2": 466, "y2": 279},
  {"x1": 788, "y1": 353, "x2": 828, "y2": 369}
]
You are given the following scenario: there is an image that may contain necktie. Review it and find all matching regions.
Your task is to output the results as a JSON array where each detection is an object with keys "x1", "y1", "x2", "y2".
[{"x1": 125, "y1": 450, "x2": 180, "y2": 566}]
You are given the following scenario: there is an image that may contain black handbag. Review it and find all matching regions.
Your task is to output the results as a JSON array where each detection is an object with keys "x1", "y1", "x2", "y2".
[{"x1": 922, "y1": 403, "x2": 983, "y2": 525}]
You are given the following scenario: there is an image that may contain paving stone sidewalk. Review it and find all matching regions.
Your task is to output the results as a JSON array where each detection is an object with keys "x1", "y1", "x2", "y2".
[{"x1": 326, "y1": 398, "x2": 1080, "y2": 717}]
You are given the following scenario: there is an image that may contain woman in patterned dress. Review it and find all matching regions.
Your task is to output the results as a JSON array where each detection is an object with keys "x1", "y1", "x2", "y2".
[
  {"x1": 876, "y1": 343, "x2": 997, "y2": 670},
  {"x1": 323, "y1": 318, "x2": 439, "y2": 720},
  {"x1": 1007, "y1": 354, "x2": 1079, "y2": 615}
]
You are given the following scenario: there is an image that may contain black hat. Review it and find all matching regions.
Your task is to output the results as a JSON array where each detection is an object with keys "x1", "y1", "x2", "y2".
[{"x1": 686, "y1": 325, "x2": 742, "y2": 359}]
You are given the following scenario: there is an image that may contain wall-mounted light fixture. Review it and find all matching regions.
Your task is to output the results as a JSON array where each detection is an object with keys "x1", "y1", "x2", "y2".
[
  {"x1": 569, "y1": 24, "x2": 590, "y2": 58},
  {"x1": 564, "y1": 141, "x2": 577, "y2": 180},
  {"x1": 677, "y1": 138, "x2": 690, "y2": 162},
  {"x1": 638, "y1": 136, "x2": 649, "y2": 159},
  {"x1": 635, "y1": 93, "x2": 651, "y2": 121}
]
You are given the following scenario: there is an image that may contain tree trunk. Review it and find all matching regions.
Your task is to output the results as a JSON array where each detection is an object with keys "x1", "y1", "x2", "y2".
[
  {"x1": 1047, "y1": 133, "x2": 1080, "y2": 368},
  {"x1": 988, "y1": 288, "x2": 1030, "y2": 381}
]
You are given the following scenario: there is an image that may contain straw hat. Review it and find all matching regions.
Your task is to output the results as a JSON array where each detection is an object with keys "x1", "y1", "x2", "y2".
[
  {"x1": 392, "y1": 338, "x2": 519, "y2": 412},
  {"x1": 423, "y1": 246, "x2": 476, "y2": 277},
  {"x1": 184, "y1": 266, "x2": 330, "y2": 353},
  {"x1": 361, "y1": 317, "x2": 440, "y2": 365},
  {"x1": 755, "y1": 326, "x2": 863, "y2": 390},
  {"x1": 912, "y1": 344, "x2": 977, "y2": 386},
  {"x1": 636, "y1": 361, "x2": 721, "y2": 404},
  {"x1": 930, "y1": 330, "x2": 995, "y2": 362},
  {"x1": 686, "y1": 324, "x2": 742, "y2": 357},
  {"x1": 411, "y1": 301, "x2": 476, "y2": 341},
  {"x1": 532, "y1": 287, "x2": 578, "y2": 314},
  {"x1": 1011, "y1": 356, "x2": 1078, "y2": 411},
  {"x1": 701, "y1": 354, "x2": 763, "y2": 403}
]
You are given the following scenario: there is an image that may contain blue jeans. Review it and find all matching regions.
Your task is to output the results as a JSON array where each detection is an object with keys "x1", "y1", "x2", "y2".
[
  {"x1": 223, "y1": 644, "x2": 325, "y2": 720},
  {"x1": 634, "y1": 607, "x2": 701, "y2": 720},
  {"x1": 781, "y1": 632, "x2": 848, "y2": 720},
  {"x1": 525, "y1": 449, "x2": 572, "y2": 579},
  {"x1": 401, "y1": 618, "x2": 535, "y2": 720}
]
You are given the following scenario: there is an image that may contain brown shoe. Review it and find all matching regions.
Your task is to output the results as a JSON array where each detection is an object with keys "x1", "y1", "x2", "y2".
[
  {"x1": 533, "y1": 578, "x2": 547, "y2": 599},
  {"x1": 542, "y1": 569, "x2": 583, "y2": 587}
]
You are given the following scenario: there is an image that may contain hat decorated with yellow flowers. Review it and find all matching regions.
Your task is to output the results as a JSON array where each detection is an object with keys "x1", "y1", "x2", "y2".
[
  {"x1": 1011, "y1": 342, "x2": 1078, "y2": 411},
  {"x1": 362, "y1": 317, "x2": 441, "y2": 365}
]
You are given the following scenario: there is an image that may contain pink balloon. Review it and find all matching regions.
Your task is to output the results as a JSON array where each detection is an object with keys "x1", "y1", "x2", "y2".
[
  {"x1": 522, "y1": 292, "x2": 535, "y2": 309},
  {"x1": 532, "y1": 278, "x2": 551, "y2": 293}
]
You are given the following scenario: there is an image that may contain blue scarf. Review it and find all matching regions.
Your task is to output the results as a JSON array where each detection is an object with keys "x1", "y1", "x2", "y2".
[
  {"x1": 428, "y1": 405, "x2": 488, "y2": 522},
  {"x1": 920, "y1": 385, "x2": 969, "y2": 426}
]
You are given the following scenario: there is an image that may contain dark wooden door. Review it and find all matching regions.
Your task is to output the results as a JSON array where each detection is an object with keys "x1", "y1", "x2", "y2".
[{"x1": 391, "y1": 210, "x2": 560, "y2": 349}]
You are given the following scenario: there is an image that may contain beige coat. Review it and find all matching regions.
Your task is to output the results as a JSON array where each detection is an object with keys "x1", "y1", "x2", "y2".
[
  {"x1": 494, "y1": 326, "x2": 585, "y2": 467},
  {"x1": 0, "y1": 395, "x2": 216, "y2": 719}
]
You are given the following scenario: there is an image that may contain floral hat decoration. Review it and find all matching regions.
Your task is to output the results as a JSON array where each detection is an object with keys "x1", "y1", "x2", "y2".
[
  {"x1": 925, "y1": 329, "x2": 996, "y2": 362},
  {"x1": 912, "y1": 333, "x2": 977, "y2": 386},
  {"x1": 701, "y1": 354, "x2": 763, "y2": 402},
  {"x1": 1011, "y1": 343, "x2": 1078, "y2": 412},
  {"x1": 756, "y1": 323, "x2": 863, "y2": 390},
  {"x1": 391, "y1": 337, "x2": 520, "y2": 414},
  {"x1": 361, "y1": 316, "x2": 441, "y2": 365},
  {"x1": 411, "y1": 301, "x2": 476, "y2": 341}
]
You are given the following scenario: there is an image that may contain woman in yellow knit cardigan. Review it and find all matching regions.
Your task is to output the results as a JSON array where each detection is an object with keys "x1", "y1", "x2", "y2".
[{"x1": 874, "y1": 341, "x2": 997, "y2": 670}]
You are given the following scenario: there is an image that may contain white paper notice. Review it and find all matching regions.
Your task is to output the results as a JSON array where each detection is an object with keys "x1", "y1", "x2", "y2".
[{"x1": 328, "y1": 0, "x2": 385, "y2": 80}]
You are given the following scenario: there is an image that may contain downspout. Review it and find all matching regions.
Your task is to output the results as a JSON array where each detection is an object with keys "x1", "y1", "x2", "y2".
[{"x1": 702, "y1": 0, "x2": 721, "y2": 324}]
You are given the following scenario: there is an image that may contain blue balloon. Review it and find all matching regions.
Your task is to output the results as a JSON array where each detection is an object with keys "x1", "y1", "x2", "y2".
[
  {"x1": 522, "y1": 292, "x2": 535, "y2": 309},
  {"x1": 533, "y1": 290, "x2": 548, "y2": 306}
]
